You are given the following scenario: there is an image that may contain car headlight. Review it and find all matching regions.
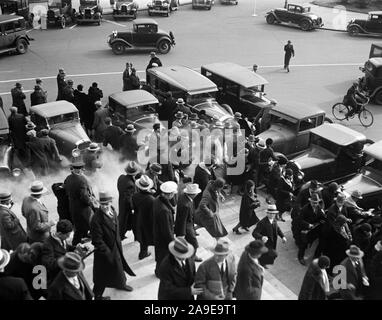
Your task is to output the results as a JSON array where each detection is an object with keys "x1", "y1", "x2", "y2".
[
  {"x1": 72, "y1": 148, "x2": 81, "y2": 158},
  {"x1": 12, "y1": 168, "x2": 21, "y2": 177}
]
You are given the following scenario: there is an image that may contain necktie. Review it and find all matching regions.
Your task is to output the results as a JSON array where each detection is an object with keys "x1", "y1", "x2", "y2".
[{"x1": 220, "y1": 262, "x2": 225, "y2": 279}]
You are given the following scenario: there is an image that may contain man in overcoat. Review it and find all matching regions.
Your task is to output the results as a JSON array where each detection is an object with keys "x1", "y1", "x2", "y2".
[
  {"x1": 11, "y1": 82, "x2": 27, "y2": 116},
  {"x1": 30, "y1": 85, "x2": 47, "y2": 106},
  {"x1": 92, "y1": 101, "x2": 110, "y2": 142},
  {"x1": 102, "y1": 117, "x2": 124, "y2": 151},
  {"x1": 56, "y1": 68, "x2": 67, "y2": 101},
  {"x1": 25, "y1": 130, "x2": 49, "y2": 176},
  {"x1": 119, "y1": 124, "x2": 139, "y2": 161},
  {"x1": 38, "y1": 128, "x2": 61, "y2": 171},
  {"x1": 284, "y1": 40, "x2": 295, "y2": 72},
  {"x1": 8, "y1": 107, "x2": 27, "y2": 155},
  {"x1": 90, "y1": 191, "x2": 136, "y2": 300}
]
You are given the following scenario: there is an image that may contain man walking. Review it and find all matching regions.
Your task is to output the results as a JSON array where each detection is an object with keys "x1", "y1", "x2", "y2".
[
  {"x1": 56, "y1": 68, "x2": 67, "y2": 101},
  {"x1": 92, "y1": 101, "x2": 110, "y2": 142},
  {"x1": 284, "y1": 40, "x2": 295, "y2": 73}
]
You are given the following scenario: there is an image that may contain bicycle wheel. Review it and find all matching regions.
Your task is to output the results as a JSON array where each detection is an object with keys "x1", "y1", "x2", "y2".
[
  {"x1": 358, "y1": 108, "x2": 374, "y2": 127},
  {"x1": 332, "y1": 103, "x2": 349, "y2": 121}
]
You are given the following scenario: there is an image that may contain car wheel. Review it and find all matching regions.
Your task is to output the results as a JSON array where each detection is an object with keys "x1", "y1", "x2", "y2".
[
  {"x1": 158, "y1": 39, "x2": 171, "y2": 54},
  {"x1": 60, "y1": 17, "x2": 66, "y2": 29},
  {"x1": 16, "y1": 39, "x2": 28, "y2": 54},
  {"x1": 112, "y1": 42, "x2": 125, "y2": 55},
  {"x1": 300, "y1": 20, "x2": 311, "y2": 31},
  {"x1": 348, "y1": 25, "x2": 360, "y2": 36},
  {"x1": 374, "y1": 90, "x2": 382, "y2": 105},
  {"x1": 266, "y1": 14, "x2": 275, "y2": 25}
]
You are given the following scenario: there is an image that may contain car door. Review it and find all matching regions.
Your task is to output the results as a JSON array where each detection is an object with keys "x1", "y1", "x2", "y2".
[
  {"x1": 134, "y1": 24, "x2": 157, "y2": 47},
  {"x1": 365, "y1": 14, "x2": 380, "y2": 33},
  {"x1": 294, "y1": 116, "x2": 317, "y2": 155},
  {"x1": 1, "y1": 21, "x2": 16, "y2": 48}
]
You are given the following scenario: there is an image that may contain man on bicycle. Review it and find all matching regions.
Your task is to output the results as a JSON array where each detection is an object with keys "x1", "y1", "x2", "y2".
[{"x1": 343, "y1": 82, "x2": 367, "y2": 116}]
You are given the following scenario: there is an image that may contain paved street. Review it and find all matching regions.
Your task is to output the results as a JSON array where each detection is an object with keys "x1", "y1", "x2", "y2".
[{"x1": 1, "y1": 0, "x2": 381, "y2": 300}]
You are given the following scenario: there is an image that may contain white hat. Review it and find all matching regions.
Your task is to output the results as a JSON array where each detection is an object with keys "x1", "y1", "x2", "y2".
[
  {"x1": 0, "y1": 249, "x2": 10, "y2": 269},
  {"x1": 160, "y1": 181, "x2": 178, "y2": 194},
  {"x1": 135, "y1": 175, "x2": 154, "y2": 191},
  {"x1": 183, "y1": 183, "x2": 201, "y2": 195},
  {"x1": 168, "y1": 237, "x2": 194, "y2": 259},
  {"x1": 30, "y1": 180, "x2": 48, "y2": 196},
  {"x1": 266, "y1": 204, "x2": 279, "y2": 214}
]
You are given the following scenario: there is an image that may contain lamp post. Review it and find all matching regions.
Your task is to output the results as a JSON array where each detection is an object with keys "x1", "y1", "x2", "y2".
[{"x1": 252, "y1": 0, "x2": 257, "y2": 16}]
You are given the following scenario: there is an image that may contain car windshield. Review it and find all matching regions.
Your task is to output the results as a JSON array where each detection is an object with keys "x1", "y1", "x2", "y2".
[
  {"x1": 186, "y1": 92, "x2": 216, "y2": 106},
  {"x1": 134, "y1": 115, "x2": 159, "y2": 129},
  {"x1": 311, "y1": 134, "x2": 339, "y2": 155},
  {"x1": 126, "y1": 104, "x2": 157, "y2": 120},
  {"x1": 366, "y1": 158, "x2": 382, "y2": 171},
  {"x1": 240, "y1": 87, "x2": 268, "y2": 103},
  {"x1": 47, "y1": 112, "x2": 79, "y2": 126},
  {"x1": 193, "y1": 99, "x2": 231, "y2": 121},
  {"x1": 302, "y1": 7, "x2": 310, "y2": 13}
]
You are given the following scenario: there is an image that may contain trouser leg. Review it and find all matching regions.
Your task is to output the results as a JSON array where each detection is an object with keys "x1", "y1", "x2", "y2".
[{"x1": 93, "y1": 284, "x2": 105, "y2": 298}]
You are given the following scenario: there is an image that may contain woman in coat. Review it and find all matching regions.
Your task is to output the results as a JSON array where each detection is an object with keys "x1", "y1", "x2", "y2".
[
  {"x1": 193, "y1": 160, "x2": 216, "y2": 209},
  {"x1": 195, "y1": 178, "x2": 228, "y2": 239},
  {"x1": 276, "y1": 168, "x2": 295, "y2": 222},
  {"x1": 232, "y1": 180, "x2": 260, "y2": 235}
]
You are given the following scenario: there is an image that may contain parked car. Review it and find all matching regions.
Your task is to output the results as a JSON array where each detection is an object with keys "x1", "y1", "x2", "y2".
[
  {"x1": 257, "y1": 104, "x2": 332, "y2": 158},
  {"x1": 290, "y1": 123, "x2": 372, "y2": 182},
  {"x1": 47, "y1": 0, "x2": 74, "y2": 29},
  {"x1": 220, "y1": 0, "x2": 237, "y2": 5},
  {"x1": 107, "y1": 18, "x2": 175, "y2": 55},
  {"x1": 265, "y1": 3, "x2": 323, "y2": 31},
  {"x1": 146, "y1": 65, "x2": 234, "y2": 125},
  {"x1": 359, "y1": 56, "x2": 382, "y2": 105},
  {"x1": 0, "y1": 0, "x2": 30, "y2": 21},
  {"x1": 113, "y1": 0, "x2": 138, "y2": 20},
  {"x1": 147, "y1": 0, "x2": 170, "y2": 16},
  {"x1": 29, "y1": 101, "x2": 91, "y2": 160},
  {"x1": 192, "y1": 0, "x2": 212, "y2": 10},
  {"x1": 75, "y1": 0, "x2": 102, "y2": 25},
  {"x1": 0, "y1": 15, "x2": 31, "y2": 55},
  {"x1": 335, "y1": 140, "x2": 382, "y2": 210},
  {"x1": 347, "y1": 11, "x2": 382, "y2": 36},
  {"x1": 201, "y1": 62, "x2": 272, "y2": 119}
]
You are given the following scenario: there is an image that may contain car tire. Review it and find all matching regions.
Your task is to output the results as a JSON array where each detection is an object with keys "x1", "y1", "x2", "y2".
[
  {"x1": 158, "y1": 39, "x2": 171, "y2": 54},
  {"x1": 112, "y1": 42, "x2": 125, "y2": 55},
  {"x1": 266, "y1": 14, "x2": 275, "y2": 25},
  {"x1": 16, "y1": 39, "x2": 28, "y2": 54},
  {"x1": 348, "y1": 25, "x2": 360, "y2": 36},
  {"x1": 374, "y1": 90, "x2": 382, "y2": 105},
  {"x1": 300, "y1": 20, "x2": 312, "y2": 31},
  {"x1": 60, "y1": 17, "x2": 66, "y2": 29}
]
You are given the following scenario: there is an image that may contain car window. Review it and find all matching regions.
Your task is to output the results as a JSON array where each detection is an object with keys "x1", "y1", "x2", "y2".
[
  {"x1": 31, "y1": 114, "x2": 48, "y2": 128},
  {"x1": 3, "y1": 22, "x2": 14, "y2": 33},
  {"x1": 14, "y1": 19, "x2": 25, "y2": 31},
  {"x1": 48, "y1": 112, "x2": 79, "y2": 125},
  {"x1": 317, "y1": 115, "x2": 324, "y2": 126},
  {"x1": 270, "y1": 114, "x2": 295, "y2": 127},
  {"x1": 225, "y1": 80, "x2": 239, "y2": 96},
  {"x1": 295, "y1": 6, "x2": 302, "y2": 13},
  {"x1": 299, "y1": 117, "x2": 317, "y2": 132}
]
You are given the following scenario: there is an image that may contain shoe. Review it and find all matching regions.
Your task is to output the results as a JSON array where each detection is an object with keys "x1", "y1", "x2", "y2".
[
  {"x1": 95, "y1": 296, "x2": 111, "y2": 300},
  {"x1": 195, "y1": 256, "x2": 203, "y2": 262},
  {"x1": 138, "y1": 252, "x2": 151, "y2": 260},
  {"x1": 121, "y1": 284, "x2": 133, "y2": 292},
  {"x1": 233, "y1": 228, "x2": 241, "y2": 235},
  {"x1": 298, "y1": 258, "x2": 306, "y2": 266}
]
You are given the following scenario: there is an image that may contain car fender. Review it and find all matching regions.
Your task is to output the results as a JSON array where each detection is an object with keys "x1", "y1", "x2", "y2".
[
  {"x1": 266, "y1": 11, "x2": 281, "y2": 22},
  {"x1": 156, "y1": 36, "x2": 172, "y2": 47},
  {"x1": 15, "y1": 35, "x2": 30, "y2": 45},
  {"x1": 110, "y1": 38, "x2": 132, "y2": 48},
  {"x1": 347, "y1": 23, "x2": 367, "y2": 33}
]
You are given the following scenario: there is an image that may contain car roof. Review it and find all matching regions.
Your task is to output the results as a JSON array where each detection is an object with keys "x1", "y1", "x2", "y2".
[
  {"x1": 0, "y1": 15, "x2": 24, "y2": 23},
  {"x1": 201, "y1": 62, "x2": 268, "y2": 88},
  {"x1": 270, "y1": 104, "x2": 325, "y2": 120},
  {"x1": 369, "y1": 11, "x2": 382, "y2": 15},
  {"x1": 369, "y1": 57, "x2": 382, "y2": 68},
  {"x1": 30, "y1": 101, "x2": 78, "y2": 118},
  {"x1": 133, "y1": 18, "x2": 158, "y2": 26},
  {"x1": 109, "y1": 90, "x2": 159, "y2": 108},
  {"x1": 148, "y1": 65, "x2": 218, "y2": 95},
  {"x1": 364, "y1": 140, "x2": 382, "y2": 161},
  {"x1": 310, "y1": 123, "x2": 366, "y2": 146}
]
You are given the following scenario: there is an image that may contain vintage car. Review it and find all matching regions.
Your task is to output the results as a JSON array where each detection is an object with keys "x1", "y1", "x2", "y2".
[
  {"x1": 220, "y1": 0, "x2": 237, "y2": 5},
  {"x1": 0, "y1": 15, "x2": 31, "y2": 55},
  {"x1": 147, "y1": 0, "x2": 170, "y2": 16},
  {"x1": 290, "y1": 123, "x2": 373, "y2": 182},
  {"x1": 75, "y1": 0, "x2": 102, "y2": 25},
  {"x1": 47, "y1": 0, "x2": 74, "y2": 28},
  {"x1": 0, "y1": 0, "x2": 30, "y2": 21},
  {"x1": 201, "y1": 62, "x2": 272, "y2": 119},
  {"x1": 359, "y1": 56, "x2": 382, "y2": 105},
  {"x1": 257, "y1": 104, "x2": 332, "y2": 158},
  {"x1": 29, "y1": 101, "x2": 91, "y2": 159},
  {"x1": 146, "y1": 65, "x2": 234, "y2": 125},
  {"x1": 265, "y1": 3, "x2": 323, "y2": 31},
  {"x1": 107, "y1": 18, "x2": 175, "y2": 55},
  {"x1": 347, "y1": 11, "x2": 382, "y2": 36},
  {"x1": 113, "y1": 0, "x2": 138, "y2": 20},
  {"x1": 334, "y1": 140, "x2": 382, "y2": 210},
  {"x1": 192, "y1": 0, "x2": 212, "y2": 10}
]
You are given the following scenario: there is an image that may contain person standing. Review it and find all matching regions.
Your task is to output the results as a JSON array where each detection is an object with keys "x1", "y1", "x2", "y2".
[
  {"x1": 56, "y1": 68, "x2": 67, "y2": 101},
  {"x1": 193, "y1": 157, "x2": 216, "y2": 209},
  {"x1": 21, "y1": 181, "x2": 54, "y2": 244},
  {"x1": 8, "y1": 107, "x2": 27, "y2": 155},
  {"x1": 119, "y1": 124, "x2": 139, "y2": 161},
  {"x1": 0, "y1": 191, "x2": 27, "y2": 251},
  {"x1": 195, "y1": 238, "x2": 237, "y2": 300},
  {"x1": 25, "y1": 129, "x2": 49, "y2": 176},
  {"x1": 122, "y1": 62, "x2": 133, "y2": 91},
  {"x1": 367, "y1": 240, "x2": 382, "y2": 300},
  {"x1": 83, "y1": 143, "x2": 103, "y2": 174},
  {"x1": 158, "y1": 237, "x2": 203, "y2": 300},
  {"x1": 252, "y1": 64, "x2": 258, "y2": 73},
  {"x1": 92, "y1": 101, "x2": 110, "y2": 142},
  {"x1": 234, "y1": 240, "x2": 268, "y2": 300},
  {"x1": 284, "y1": 40, "x2": 295, "y2": 73},
  {"x1": 62, "y1": 79, "x2": 75, "y2": 103},
  {"x1": 11, "y1": 82, "x2": 27, "y2": 116},
  {"x1": 102, "y1": 117, "x2": 124, "y2": 151},
  {"x1": 117, "y1": 161, "x2": 140, "y2": 240},
  {"x1": 90, "y1": 191, "x2": 136, "y2": 300},
  {"x1": 153, "y1": 181, "x2": 178, "y2": 277},
  {"x1": 88, "y1": 82, "x2": 103, "y2": 106},
  {"x1": 146, "y1": 52, "x2": 163, "y2": 70},
  {"x1": 298, "y1": 256, "x2": 331, "y2": 300},
  {"x1": 276, "y1": 168, "x2": 295, "y2": 222},
  {"x1": 129, "y1": 68, "x2": 141, "y2": 90},
  {"x1": 38, "y1": 128, "x2": 61, "y2": 171},
  {"x1": 30, "y1": 85, "x2": 47, "y2": 106},
  {"x1": 145, "y1": 162, "x2": 163, "y2": 195}
]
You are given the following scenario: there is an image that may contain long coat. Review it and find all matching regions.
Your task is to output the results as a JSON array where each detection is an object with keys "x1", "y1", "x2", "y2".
[
  {"x1": 234, "y1": 250, "x2": 264, "y2": 300},
  {"x1": 103, "y1": 125, "x2": 124, "y2": 150},
  {"x1": 276, "y1": 176, "x2": 294, "y2": 213},
  {"x1": 193, "y1": 165, "x2": 215, "y2": 208},
  {"x1": 30, "y1": 89, "x2": 47, "y2": 106},
  {"x1": 117, "y1": 174, "x2": 136, "y2": 237},
  {"x1": 92, "y1": 107, "x2": 110, "y2": 142},
  {"x1": 158, "y1": 254, "x2": 195, "y2": 300},
  {"x1": 0, "y1": 274, "x2": 32, "y2": 301},
  {"x1": 26, "y1": 136, "x2": 50, "y2": 175},
  {"x1": 339, "y1": 257, "x2": 368, "y2": 299},
  {"x1": 298, "y1": 259, "x2": 328, "y2": 300},
  {"x1": 8, "y1": 113, "x2": 27, "y2": 151},
  {"x1": 21, "y1": 196, "x2": 51, "y2": 243},
  {"x1": 195, "y1": 183, "x2": 227, "y2": 238},
  {"x1": 239, "y1": 193, "x2": 260, "y2": 228},
  {"x1": 174, "y1": 194, "x2": 198, "y2": 249},
  {"x1": 11, "y1": 87, "x2": 27, "y2": 116},
  {"x1": 56, "y1": 74, "x2": 66, "y2": 101},
  {"x1": 0, "y1": 205, "x2": 27, "y2": 251},
  {"x1": 153, "y1": 195, "x2": 175, "y2": 265},
  {"x1": 47, "y1": 271, "x2": 93, "y2": 300},
  {"x1": 284, "y1": 44, "x2": 295, "y2": 66},
  {"x1": 119, "y1": 133, "x2": 139, "y2": 161},
  {"x1": 132, "y1": 190, "x2": 155, "y2": 246},
  {"x1": 90, "y1": 206, "x2": 135, "y2": 288}
]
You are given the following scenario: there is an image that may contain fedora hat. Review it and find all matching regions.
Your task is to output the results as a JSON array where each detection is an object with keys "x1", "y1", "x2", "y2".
[
  {"x1": 25, "y1": 122, "x2": 36, "y2": 130},
  {"x1": 309, "y1": 192, "x2": 321, "y2": 203},
  {"x1": 256, "y1": 139, "x2": 266, "y2": 150},
  {"x1": 175, "y1": 111, "x2": 184, "y2": 119},
  {"x1": 168, "y1": 237, "x2": 194, "y2": 259},
  {"x1": 15, "y1": 82, "x2": 22, "y2": 88},
  {"x1": 125, "y1": 161, "x2": 140, "y2": 176},
  {"x1": 57, "y1": 252, "x2": 85, "y2": 273},
  {"x1": 99, "y1": 191, "x2": 113, "y2": 204},
  {"x1": 135, "y1": 175, "x2": 154, "y2": 191},
  {"x1": 351, "y1": 190, "x2": 363, "y2": 199},
  {"x1": 189, "y1": 113, "x2": 199, "y2": 121},
  {"x1": 0, "y1": 191, "x2": 11, "y2": 202},
  {"x1": 0, "y1": 249, "x2": 11, "y2": 270},
  {"x1": 30, "y1": 181, "x2": 48, "y2": 196},
  {"x1": 149, "y1": 162, "x2": 162, "y2": 175},
  {"x1": 183, "y1": 183, "x2": 201, "y2": 195},
  {"x1": 176, "y1": 98, "x2": 185, "y2": 105},
  {"x1": 94, "y1": 100, "x2": 102, "y2": 107},
  {"x1": 335, "y1": 192, "x2": 347, "y2": 203},
  {"x1": 40, "y1": 128, "x2": 49, "y2": 136},
  {"x1": 246, "y1": 240, "x2": 268, "y2": 256},
  {"x1": 87, "y1": 142, "x2": 100, "y2": 152},
  {"x1": 234, "y1": 112, "x2": 242, "y2": 119},
  {"x1": 160, "y1": 181, "x2": 178, "y2": 194},
  {"x1": 346, "y1": 245, "x2": 364, "y2": 259},
  {"x1": 266, "y1": 204, "x2": 279, "y2": 214},
  {"x1": 71, "y1": 161, "x2": 85, "y2": 169},
  {"x1": 125, "y1": 124, "x2": 136, "y2": 133},
  {"x1": 211, "y1": 237, "x2": 231, "y2": 255}
]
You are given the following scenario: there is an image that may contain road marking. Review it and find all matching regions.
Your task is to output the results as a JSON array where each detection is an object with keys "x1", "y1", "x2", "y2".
[
  {"x1": 0, "y1": 89, "x2": 32, "y2": 95},
  {"x1": 0, "y1": 62, "x2": 363, "y2": 87},
  {"x1": 69, "y1": 24, "x2": 77, "y2": 29},
  {"x1": 102, "y1": 19, "x2": 127, "y2": 27}
]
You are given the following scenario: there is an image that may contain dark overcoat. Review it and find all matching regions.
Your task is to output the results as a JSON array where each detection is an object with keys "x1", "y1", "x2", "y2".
[
  {"x1": 0, "y1": 205, "x2": 27, "y2": 251},
  {"x1": 30, "y1": 90, "x2": 47, "y2": 106},
  {"x1": 276, "y1": 176, "x2": 294, "y2": 213},
  {"x1": 11, "y1": 87, "x2": 27, "y2": 115},
  {"x1": 0, "y1": 274, "x2": 32, "y2": 300},
  {"x1": 47, "y1": 271, "x2": 93, "y2": 300},
  {"x1": 174, "y1": 194, "x2": 198, "y2": 249},
  {"x1": 239, "y1": 193, "x2": 260, "y2": 228},
  {"x1": 158, "y1": 254, "x2": 195, "y2": 300},
  {"x1": 193, "y1": 165, "x2": 215, "y2": 208},
  {"x1": 90, "y1": 206, "x2": 135, "y2": 288},
  {"x1": 298, "y1": 260, "x2": 327, "y2": 300},
  {"x1": 117, "y1": 174, "x2": 136, "y2": 236},
  {"x1": 103, "y1": 125, "x2": 124, "y2": 150},
  {"x1": 26, "y1": 136, "x2": 50, "y2": 175},
  {"x1": 119, "y1": 133, "x2": 139, "y2": 161},
  {"x1": 8, "y1": 113, "x2": 27, "y2": 150},
  {"x1": 132, "y1": 190, "x2": 155, "y2": 246}
]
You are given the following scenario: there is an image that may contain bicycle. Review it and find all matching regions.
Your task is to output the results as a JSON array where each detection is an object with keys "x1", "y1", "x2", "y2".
[{"x1": 332, "y1": 95, "x2": 374, "y2": 128}]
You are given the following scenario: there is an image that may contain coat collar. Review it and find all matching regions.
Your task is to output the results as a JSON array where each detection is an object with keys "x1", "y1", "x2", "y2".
[{"x1": 100, "y1": 207, "x2": 117, "y2": 232}]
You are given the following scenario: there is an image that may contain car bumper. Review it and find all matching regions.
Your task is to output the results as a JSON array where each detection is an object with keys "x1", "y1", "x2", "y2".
[{"x1": 148, "y1": 9, "x2": 169, "y2": 13}]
